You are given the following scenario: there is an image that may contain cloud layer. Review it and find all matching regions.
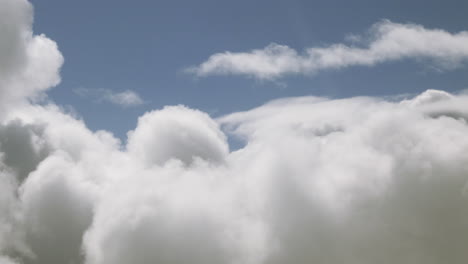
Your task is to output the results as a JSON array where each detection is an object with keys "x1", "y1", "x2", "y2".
[
  {"x1": 3, "y1": 87, "x2": 468, "y2": 264},
  {"x1": 2, "y1": 1, "x2": 468, "y2": 264},
  {"x1": 188, "y1": 20, "x2": 468, "y2": 79}
]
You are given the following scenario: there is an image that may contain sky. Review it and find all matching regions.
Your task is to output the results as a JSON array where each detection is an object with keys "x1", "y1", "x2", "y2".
[
  {"x1": 2, "y1": 0, "x2": 468, "y2": 264},
  {"x1": 31, "y1": 0, "x2": 468, "y2": 140}
]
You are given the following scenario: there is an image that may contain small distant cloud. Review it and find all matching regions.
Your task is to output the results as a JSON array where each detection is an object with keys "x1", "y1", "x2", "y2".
[
  {"x1": 74, "y1": 88, "x2": 144, "y2": 107},
  {"x1": 103, "y1": 90, "x2": 144, "y2": 107}
]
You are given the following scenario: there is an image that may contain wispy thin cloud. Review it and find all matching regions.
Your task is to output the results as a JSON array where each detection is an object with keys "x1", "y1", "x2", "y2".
[
  {"x1": 187, "y1": 20, "x2": 468, "y2": 79},
  {"x1": 74, "y1": 88, "x2": 144, "y2": 107}
]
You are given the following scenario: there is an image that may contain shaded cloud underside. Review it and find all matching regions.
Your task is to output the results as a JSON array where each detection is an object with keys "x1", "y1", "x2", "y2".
[{"x1": 2, "y1": 1, "x2": 468, "y2": 264}]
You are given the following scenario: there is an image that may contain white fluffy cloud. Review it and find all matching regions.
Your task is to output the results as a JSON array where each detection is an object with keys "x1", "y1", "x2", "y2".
[
  {"x1": 127, "y1": 106, "x2": 229, "y2": 166},
  {"x1": 0, "y1": 0, "x2": 63, "y2": 114},
  {"x1": 2, "y1": 1, "x2": 468, "y2": 264},
  {"x1": 3, "y1": 88, "x2": 468, "y2": 264},
  {"x1": 188, "y1": 20, "x2": 468, "y2": 79}
]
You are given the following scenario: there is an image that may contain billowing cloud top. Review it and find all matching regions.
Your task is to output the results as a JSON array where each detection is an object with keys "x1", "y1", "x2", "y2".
[
  {"x1": 0, "y1": 0, "x2": 63, "y2": 114},
  {"x1": 3, "y1": 86, "x2": 468, "y2": 264},
  {"x1": 127, "y1": 105, "x2": 229, "y2": 166},
  {"x1": 188, "y1": 20, "x2": 468, "y2": 79},
  {"x1": 2, "y1": 1, "x2": 468, "y2": 264}
]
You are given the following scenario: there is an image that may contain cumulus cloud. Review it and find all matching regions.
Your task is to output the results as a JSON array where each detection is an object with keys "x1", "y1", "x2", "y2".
[
  {"x1": 74, "y1": 88, "x2": 144, "y2": 107},
  {"x1": 3, "y1": 0, "x2": 468, "y2": 263},
  {"x1": 0, "y1": 0, "x2": 63, "y2": 114},
  {"x1": 3, "y1": 87, "x2": 468, "y2": 264},
  {"x1": 127, "y1": 106, "x2": 229, "y2": 166},
  {"x1": 188, "y1": 20, "x2": 468, "y2": 79}
]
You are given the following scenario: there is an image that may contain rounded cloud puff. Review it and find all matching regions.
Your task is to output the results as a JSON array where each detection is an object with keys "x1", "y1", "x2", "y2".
[
  {"x1": 0, "y1": 0, "x2": 63, "y2": 116},
  {"x1": 83, "y1": 167, "x2": 251, "y2": 264},
  {"x1": 20, "y1": 155, "x2": 96, "y2": 264},
  {"x1": 127, "y1": 105, "x2": 229, "y2": 166}
]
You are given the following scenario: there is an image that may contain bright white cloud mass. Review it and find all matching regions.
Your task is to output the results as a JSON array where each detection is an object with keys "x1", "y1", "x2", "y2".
[
  {"x1": 189, "y1": 20, "x2": 468, "y2": 79},
  {"x1": 1, "y1": 0, "x2": 468, "y2": 264},
  {"x1": 0, "y1": 0, "x2": 63, "y2": 115}
]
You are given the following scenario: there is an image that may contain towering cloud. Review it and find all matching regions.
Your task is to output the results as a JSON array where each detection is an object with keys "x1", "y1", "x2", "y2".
[
  {"x1": 1, "y1": 1, "x2": 468, "y2": 264},
  {"x1": 188, "y1": 20, "x2": 468, "y2": 79},
  {"x1": 0, "y1": 0, "x2": 63, "y2": 115}
]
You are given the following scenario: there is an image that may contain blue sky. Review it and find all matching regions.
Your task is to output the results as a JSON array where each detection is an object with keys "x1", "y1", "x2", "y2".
[{"x1": 32, "y1": 0, "x2": 468, "y2": 139}]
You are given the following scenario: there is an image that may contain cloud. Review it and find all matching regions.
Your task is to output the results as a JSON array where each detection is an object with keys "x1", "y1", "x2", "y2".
[
  {"x1": 188, "y1": 20, "x2": 468, "y2": 79},
  {"x1": 0, "y1": 256, "x2": 21, "y2": 264},
  {"x1": 74, "y1": 88, "x2": 144, "y2": 107},
  {"x1": 127, "y1": 105, "x2": 229, "y2": 166},
  {"x1": 2, "y1": 88, "x2": 468, "y2": 264},
  {"x1": 3, "y1": 1, "x2": 468, "y2": 263},
  {"x1": 0, "y1": 0, "x2": 63, "y2": 114},
  {"x1": 4, "y1": 88, "x2": 468, "y2": 264},
  {"x1": 103, "y1": 90, "x2": 144, "y2": 107}
]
